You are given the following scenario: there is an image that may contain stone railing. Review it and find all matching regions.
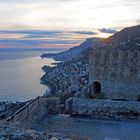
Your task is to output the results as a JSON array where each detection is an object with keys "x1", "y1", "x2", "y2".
[{"x1": 6, "y1": 97, "x2": 60, "y2": 125}]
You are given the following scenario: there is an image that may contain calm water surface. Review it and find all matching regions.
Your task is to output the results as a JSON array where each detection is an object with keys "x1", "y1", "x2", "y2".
[{"x1": 0, "y1": 49, "x2": 64, "y2": 102}]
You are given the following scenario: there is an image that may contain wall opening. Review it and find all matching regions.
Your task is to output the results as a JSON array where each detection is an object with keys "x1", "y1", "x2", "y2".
[{"x1": 93, "y1": 82, "x2": 101, "y2": 94}]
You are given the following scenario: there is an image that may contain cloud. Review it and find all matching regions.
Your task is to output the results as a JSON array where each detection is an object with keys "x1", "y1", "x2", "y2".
[
  {"x1": 0, "y1": 29, "x2": 65, "y2": 39},
  {"x1": 99, "y1": 28, "x2": 117, "y2": 34},
  {"x1": 0, "y1": 30, "x2": 63, "y2": 35},
  {"x1": 0, "y1": 38, "x2": 80, "y2": 45},
  {"x1": 0, "y1": 0, "x2": 75, "y2": 3},
  {"x1": 136, "y1": 20, "x2": 140, "y2": 24},
  {"x1": 0, "y1": 0, "x2": 139, "y2": 32},
  {"x1": 0, "y1": 39, "x2": 80, "y2": 49},
  {"x1": 0, "y1": 29, "x2": 87, "y2": 48},
  {"x1": 72, "y1": 31, "x2": 98, "y2": 35}
]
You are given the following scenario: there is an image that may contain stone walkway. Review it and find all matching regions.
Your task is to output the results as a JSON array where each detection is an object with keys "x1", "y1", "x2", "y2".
[{"x1": 33, "y1": 114, "x2": 140, "y2": 140}]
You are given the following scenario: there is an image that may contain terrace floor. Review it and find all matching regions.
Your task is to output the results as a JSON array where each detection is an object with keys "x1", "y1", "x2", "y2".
[{"x1": 33, "y1": 114, "x2": 140, "y2": 140}]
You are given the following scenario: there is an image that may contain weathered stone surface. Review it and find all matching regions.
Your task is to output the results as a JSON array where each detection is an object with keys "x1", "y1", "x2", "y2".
[
  {"x1": 89, "y1": 49, "x2": 140, "y2": 100},
  {"x1": 50, "y1": 137, "x2": 59, "y2": 140},
  {"x1": 71, "y1": 98, "x2": 140, "y2": 120},
  {"x1": 0, "y1": 121, "x2": 75, "y2": 140},
  {"x1": 0, "y1": 105, "x2": 5, "y2": 112},
  {"x1": 74, "y1": 86, "x2": 90, "y2": 98},
  {"x1": 6, "y1": 97, "x2": 60, "y2": 127},
  {"x1": 46, "y1": 98, "x2": 60, "y2": 114},
  {"x1": 65, "y1": 97, "x2": 73, "y2": 114},
  {"x1": 0, "y1": 121, "x2": 47, "y2": 140}
]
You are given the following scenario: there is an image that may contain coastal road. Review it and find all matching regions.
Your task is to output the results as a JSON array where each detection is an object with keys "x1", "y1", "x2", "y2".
[{"x1": 33, "y1": 114, "x2": 140, "y2": 140}]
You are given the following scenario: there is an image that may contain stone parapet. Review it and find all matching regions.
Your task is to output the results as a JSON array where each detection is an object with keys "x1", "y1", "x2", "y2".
[{"x1": 71, "y1": 98, "x2": 140, "y2": 120}]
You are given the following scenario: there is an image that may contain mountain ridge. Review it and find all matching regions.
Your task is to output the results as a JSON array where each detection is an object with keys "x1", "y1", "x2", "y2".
[
  {"x1": 97, "y1": 25, "x2": 140, "y2": 50},
  {"x1": 41, "y1": 25, "x2": 140, "y2": 61},
  {"x1": 41, "y1": 37, "x2": 102, "y2": 61}
]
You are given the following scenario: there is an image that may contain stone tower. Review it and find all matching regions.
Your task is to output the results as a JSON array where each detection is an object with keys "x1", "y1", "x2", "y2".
[{"x1": 89, "y1": 47, "x2": 140, "y2": 100}]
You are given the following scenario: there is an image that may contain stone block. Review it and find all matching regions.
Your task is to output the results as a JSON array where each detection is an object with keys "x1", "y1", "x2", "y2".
[
  {"x1": 65, "y1": 97, "x2": 73, "y2": 114},
  {"x1": 46, "y1": 97, "x2": 60, "y2": 114},
  {"x1": 71, "y1": 97, "x2": 140, "y2": 120}
]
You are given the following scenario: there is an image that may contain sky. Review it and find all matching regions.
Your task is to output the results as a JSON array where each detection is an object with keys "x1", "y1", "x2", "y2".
[{"x1": 0, "y1": 0, "x2": 139, "y2": 49}]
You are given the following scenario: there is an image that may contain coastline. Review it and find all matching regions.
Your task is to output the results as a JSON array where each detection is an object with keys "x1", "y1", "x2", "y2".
[
  {"x1": 0, "y1": 55, "x2": 50, "y2": 102},
  {"x1": 0, "y1": 50, "x2": 61, "y2": 120},
  {"x1": 41, "y1": 76, "x2": 57, "y2": 96},
  {"x1": 41, "y1": 60, "x2": 61, "y2": 96},
  {"x1": 0, "y1": 101, "x2": 27, "y2": 120}
]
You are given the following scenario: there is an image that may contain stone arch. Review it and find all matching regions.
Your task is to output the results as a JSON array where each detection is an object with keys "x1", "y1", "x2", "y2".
[{"x1": 93, "y1": 81, "x2": 101, "y2": 94}]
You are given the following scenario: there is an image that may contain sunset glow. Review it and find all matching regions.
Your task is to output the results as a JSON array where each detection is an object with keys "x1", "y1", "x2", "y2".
[{"x1": 0, "y1": 0, "x2": 139, "y2": 48}]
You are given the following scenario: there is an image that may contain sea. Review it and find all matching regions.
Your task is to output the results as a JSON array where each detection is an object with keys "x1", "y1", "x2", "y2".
[{"x1": 0, "y1": 48, "x2": 65, "y2": 102}]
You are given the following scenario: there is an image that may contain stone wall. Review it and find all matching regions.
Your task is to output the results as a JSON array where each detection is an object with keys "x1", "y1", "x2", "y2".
[
  {"x1": 89, "y1": 49, "x2": 140, "y2": 100},
  {"x1": 7, "y1": 97, "x2": 60, "y2": 126},
  {"x1": 71, "y1": 98, "x2": 140, "y2": 120},
  {"x1": 46, "y1": 97, "x2": 60, "y2": 114}
]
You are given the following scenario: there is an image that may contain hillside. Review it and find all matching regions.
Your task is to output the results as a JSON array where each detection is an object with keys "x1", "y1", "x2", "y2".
[
  {"x1": 41, "y1": 37, "x2": 102, "y2": 61},
  {"x1": 97, "y1": 25, "x2": 140, "y2": 50},
  {"x1": 41, "y1": 25, "x2": 140, "y2": 101},
  {"x1": 41, "y1": 25, "x2": 140, "y2": 62}
]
